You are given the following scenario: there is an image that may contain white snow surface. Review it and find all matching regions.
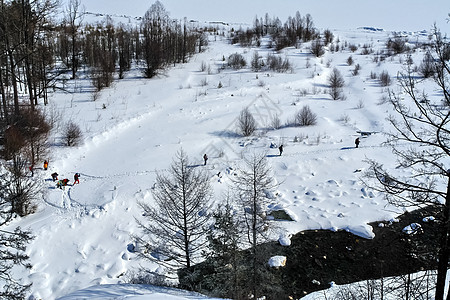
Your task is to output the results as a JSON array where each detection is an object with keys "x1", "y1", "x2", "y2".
[
  {"x1": 56, "y1": 284, "x2": 225, "y2": 300},
  {"x1": 2, "y1": 9, "x2": 448, "y2": 300},
  {"x1": 268, "y1": 256, "x2": 287, "y2": 268}
]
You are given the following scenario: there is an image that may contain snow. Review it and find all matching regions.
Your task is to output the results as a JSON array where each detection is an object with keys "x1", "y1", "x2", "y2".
[
  {"x1": 278, "y1": 234, "x2": 291, "y2": 246},
  {"x1": 2, "y1": 2, "x2": 449, "y2": 300},
  {"x1": 402, "y1": 223, "x2": 423, "y2": 235},
  {"x1": 57, "y1": 284, "x2": 225, "y2": 300},
  {"x1": 268, "y1": 256, "x2": 287, "y2": 268},
  {"x1": 302, "y1": 270, "x2": 450, "y2": 300},
  {"x1": 423, "y1": 216, "x2": 436, "y2": 223}
]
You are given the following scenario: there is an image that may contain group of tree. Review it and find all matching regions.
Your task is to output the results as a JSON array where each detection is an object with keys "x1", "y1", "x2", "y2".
[
  {"x1": 0, "y1": 0, "x2": 207, "y2": 298},
  {"x1": 135, "y1": 149, "x2": 280, "y2": 299},
  {"x1": 364, "y1": 27, "x2": 449, "y2": 300},
  {"x1": 232, "y1": 11, "x2": 318, "y2": 51},
  {"x1": 0, "y1": 0, "x2": 205, "y2": 121}
]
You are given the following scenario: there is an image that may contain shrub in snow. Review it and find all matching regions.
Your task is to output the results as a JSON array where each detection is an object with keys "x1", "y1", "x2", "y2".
[
  {"x1": 266, "y1": 53, "x2": 292, "y2": 73},
  {"x1": 346, "y1": 55, "x2": 354, "y2": 66},
  {"x1": 352, "y1": 64, "x2": 361, "y2": 76},
  {"x1": 227, "y1": 53, "x2": 247, "y2": 69},
  {"x1": 292, "y1": 105, "x2": 317, "y2": 126},
  {"x1": 386, "y1": 34, "x2": 409, "y2": 54},
  {"x1": 379, "y1": 70, "x2": 391, "y2": 86},
  {"x1": 237, "y1": 107, "x2": 257, "y2": 136}
]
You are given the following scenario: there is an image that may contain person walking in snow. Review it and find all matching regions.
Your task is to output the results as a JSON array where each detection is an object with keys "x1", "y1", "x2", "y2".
[
  {"x1": 355, "y1": 137, "x2": 360, "y2": 148},
  {"x1": 74, "y1": 173, "x2": 80, "y2": 184},
  {"x1": 51, "y1": 172, "x2": 58, "y2": 182},
  {"x1": 203, "y1": 154, "x2": 208, "y2": 165},
  {"x1": 56, "y1": 178, "x2": 69, "y2": 189},
  {"x1": 43, "y1": 160, "x2": 48, "y2": 170},
  {"x1": 279, "y1": 145, "x2": 284, "y2": 156}
]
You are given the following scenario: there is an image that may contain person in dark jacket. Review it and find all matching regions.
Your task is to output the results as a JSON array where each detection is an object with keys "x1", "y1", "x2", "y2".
[
  {"x1": 279, "y1": 145, "x2": 284, "y2": 156},
  {"x1": 51, "y1": 172, "x2": 59, "y2": 182},
  {"x1": 355, "y1": 137, "x2": 360, "y2": 148},
  {"x1": 203, "y1": 154, "x2": 208, "y2": 165}
]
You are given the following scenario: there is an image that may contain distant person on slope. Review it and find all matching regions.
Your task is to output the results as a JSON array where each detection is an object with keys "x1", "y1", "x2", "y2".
[
  {"x1": 56, "y1": 178, "x2": 69, "y2": 189},
  {"x1": 51, "y1": 172, "x2": 58, "y2": 182},
  {"x1": 74, "y1": 173, "x2": 80, "y2": 184},
  {"x1": 43, "y1": 160, "x2": 48, "y2": 170},
  {"x1": 279, "y1": 145, "x2": 284, "y2": 156},
  {"x1": 203, "y1": 154, "x2": 208, "y2": 165},
  {"x1": 355, "y1": 137, "x2": 360, "y2": 148}
]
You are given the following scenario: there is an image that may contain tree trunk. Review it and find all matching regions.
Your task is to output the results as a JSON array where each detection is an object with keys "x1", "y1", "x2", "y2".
[
  {"x1": 436, "y1": 173, "x2": 450, "y2": 300},
  {"x1": 0, "y1": 69, "x2": 8, "y2": 121},
  {"x1": 252, "y1": 173, "x2": 258, "y2": 299},
  {"x1": 7, "y1": 47, "x2": 20, "y2": 116}
]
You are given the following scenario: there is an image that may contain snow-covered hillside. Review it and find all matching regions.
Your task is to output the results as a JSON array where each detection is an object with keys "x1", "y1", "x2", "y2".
[{"x1": 3, "y1": 7, "x2": 447, "y2": 299}]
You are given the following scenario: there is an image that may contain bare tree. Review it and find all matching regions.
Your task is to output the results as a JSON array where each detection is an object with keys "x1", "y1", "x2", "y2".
[
  {"x1": 136, "y1": 149, "x2": 212, "y2": 269},
  {"x1": 64, "y1": 0, "x2": 85, "y2": 79},
  {"x1": 364, "y1": 27, "x2": 449, "y2": 300},
  {"x1": 231, "y1": 152, "x2": 277, "y2": 299},
  {"x1": 328, "y1": 67, "x2": 345, "y2": 100}
]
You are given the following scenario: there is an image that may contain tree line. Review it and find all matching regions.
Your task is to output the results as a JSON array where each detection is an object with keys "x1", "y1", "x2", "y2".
[
  {"x1": 0, "y1": 0, "x2": 205, "y2": 121},
  {"x1": 231, "y1": 11, "x2": 326, "y2": 52}
]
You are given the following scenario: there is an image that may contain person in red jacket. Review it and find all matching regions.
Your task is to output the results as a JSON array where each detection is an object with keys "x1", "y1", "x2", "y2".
[{"x1": 74, "y1": 173, "x2": 80, "y2": 184}]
